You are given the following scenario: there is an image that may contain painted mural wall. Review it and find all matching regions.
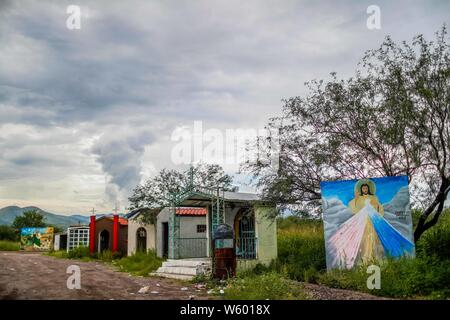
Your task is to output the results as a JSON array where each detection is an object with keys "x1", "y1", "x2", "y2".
[
  {"x1": 320, "y1": 176, "x2": 415, "y2": 270},
  {"x1": 20, "y1": 227, "x2": 54, "y2": 251}
]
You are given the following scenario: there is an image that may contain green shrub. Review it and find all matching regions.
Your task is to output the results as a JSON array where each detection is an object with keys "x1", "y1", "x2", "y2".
[
  {"x1": 224, "y1": 272, "x2": 306, "y2": 300},
  {"x1": 238, "y1": 263, "x2": 272, "y2": 277},
  {"x1": 192, "y1": 273, "x2": 213, "y2": 284},
  {"x1": 97, "y1": 250, "x2": 113, "y2": 262},
  {"x1": 318, "y1": 257, "x2": 450, "y2": 298},
  {"x1": 67, "y1": 246, "x2": 91, "y2": 259},
  {"x1": 0, "y1": 225, "x2": 19, "y2": 241},
  {"x1": 0, "y1": 240, "x2": 20, "y2": 251},
  {"x1": 114, "y1": 250, "x2": 164, "y2": 276},
  {"x1": 416, "y1": 211, "x2": 450, "y2": 261},
  {"x1": 112, "y1": 251, "x2": 123, "y2": 260},
  {"x1": 46, "y1": 250, "x2": 68, "y2": 259},
  {"x1": 303, "y1": 266, "x2": 320, "y2": 284}
]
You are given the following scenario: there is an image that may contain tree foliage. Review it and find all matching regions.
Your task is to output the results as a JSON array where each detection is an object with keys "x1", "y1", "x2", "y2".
[
  {"x1": 0, "y1": 225, "x2": 19, "y2": 241},
  {"x1": 245, "y1": 26, "x2": 450, "y2": 241},
  {"x1": 128, "y1": 163, "x2": 236, "y2": 210},
  {"x1": 12, "y1": 210, "x2": 46, "y2": 230}
]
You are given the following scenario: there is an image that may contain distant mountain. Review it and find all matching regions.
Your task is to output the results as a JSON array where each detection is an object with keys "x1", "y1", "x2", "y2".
[{"x1": 0, "y1": 206, "x2": 90, "y2": 229}]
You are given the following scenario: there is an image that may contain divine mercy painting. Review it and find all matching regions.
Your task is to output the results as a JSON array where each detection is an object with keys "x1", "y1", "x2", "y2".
[{"x1": 320, "y1": 176, "x2": 415, "y2": 270}]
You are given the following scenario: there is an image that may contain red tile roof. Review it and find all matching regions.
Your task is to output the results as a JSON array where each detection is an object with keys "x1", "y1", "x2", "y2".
[
  {"x1": 176, "y1": 207, "x2": 207, "y2": 216},
  {"x1": 96, "y1": 216, "x2": 128, "y2": 226}
]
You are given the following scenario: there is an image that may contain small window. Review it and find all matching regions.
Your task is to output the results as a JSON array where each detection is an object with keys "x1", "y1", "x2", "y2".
[{"x1": 197, "y1": 224, "x2": 206, "y2": 233}]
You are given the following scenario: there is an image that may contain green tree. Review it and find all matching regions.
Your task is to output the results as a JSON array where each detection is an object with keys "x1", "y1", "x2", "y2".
[
  {"x1": 245, "y1": 26, "x2": 450, "y2": 241},
  {"x1": 128, "y1": 163, "x2": 236, "y2": 223},
  {"x1": 12, "y1": 210, "x2": 46, "y2": 230},
  {"x1": 0, "y1": 225, "x2": 19, "y2": 241}
]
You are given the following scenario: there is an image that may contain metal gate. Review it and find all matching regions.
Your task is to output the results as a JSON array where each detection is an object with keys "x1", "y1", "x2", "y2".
[
  {"x1": 178, "y1": 237, "x2": 207, "y2": 258},
  {"x1": 236, "y1": 213, "x2": 257, "y2": 259}
]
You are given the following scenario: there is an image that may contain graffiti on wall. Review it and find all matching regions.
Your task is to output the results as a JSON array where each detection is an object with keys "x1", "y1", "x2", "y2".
[
  {"x1": 20, "y1": 227, "x2": 54, "y2": 251},
  {"x1": 320, "y1": 176, "x2": 415, "y2": 270}
]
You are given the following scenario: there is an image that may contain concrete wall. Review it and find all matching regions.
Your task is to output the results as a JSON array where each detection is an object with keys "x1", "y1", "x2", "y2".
[
  {"x1": 54, "y1": 234, "x2": 60, "y2": 251},
  {"x1": 156, "y1": 208, "x2": 208, "y2": 258},
  {"x1": 179, "y1": 215, "x2": 207, "y2": 258},
  {"x1": 253, "y1": 205, "x2": 277, "y2": 266},
  {"x1": 156, "y1": 208, "x2": 170, "y2": 258},
  {"x1": 94, "y1": 218, "x2": 113, "y2": 253},
  {"x1": 119, "y1": 224, "x2": 128, "y2": 255},
  {"x1": 221, "y1": 205, "x2": 278, "y2": 270},
  {"x1": 93, "y1": 218, "x2": 128, "y2": 255},
  {"x1": 127, "y1": 218, "x2": 156, "y2": 256},
  {"x1": 179, "y1": 215, "x2": 207, "y2": 238},
  {"x1": 226, "y1": 205, "x2": 278, "y2": 270}
]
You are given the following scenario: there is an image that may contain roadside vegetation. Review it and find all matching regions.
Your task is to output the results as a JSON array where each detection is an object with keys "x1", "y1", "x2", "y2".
[
  {"x1": 0, "y1": 240, "x2": 20, "y2": 251},
  {"x1": 47, "y1": 247, "x2": 164, "y2": 275},
  {"x1": 0, "y1": 210, "x2": 62, "y2": 252},
  {"x1": 224, "y1": 272, "x2": 307, "y2": 300},
  {"x1": 114, "y1": 250, "x2": 164, "y2": 276},
  {"x1": 0, "y1": 225, "x2": 20, "y2": 251},
  {"x1": 275, "y1": 217, "x2": 326, "y2": 282},
  {"x1": 316, "y1": 210, "x2": 450, "y2": 299},
  {"x1": 46, "y1": 246, "x2": 97, "y2": 261}
]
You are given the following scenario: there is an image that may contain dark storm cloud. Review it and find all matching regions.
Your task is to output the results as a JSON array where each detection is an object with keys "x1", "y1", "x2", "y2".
[{"x1": 91, "y1": 130, "x2": 154, "y2": 202}]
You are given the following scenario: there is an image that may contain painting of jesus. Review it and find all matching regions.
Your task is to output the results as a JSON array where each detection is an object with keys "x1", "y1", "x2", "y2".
[{"x1": 320, "y1": 176, "x2": 415, "y2": 270}]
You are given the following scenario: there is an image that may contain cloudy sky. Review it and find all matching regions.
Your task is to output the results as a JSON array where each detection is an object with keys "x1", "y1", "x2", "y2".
[{"x1": 0, "y1": 0, "x2": 448, "y2": 215}]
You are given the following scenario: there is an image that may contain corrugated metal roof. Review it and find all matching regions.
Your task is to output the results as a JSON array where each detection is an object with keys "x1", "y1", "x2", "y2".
[
  {"x1": 179, "y1": 190, "x2": 263, "y2": 204},
  {"x1": 176, "y1": 207, "x2": 207, "y2": 216},
  {"x1": 126, "y1": 207, "x2": 162, "y2": 220},
  {"x1": 222, "y1": 191, "x2": 261, "y2": 201},
  {"x1": 125, "y1": 208, "x2": 141, "y2": 219}
]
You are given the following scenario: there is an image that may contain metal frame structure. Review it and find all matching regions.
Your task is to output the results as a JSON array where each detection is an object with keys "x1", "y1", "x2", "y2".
[
  {"x1": 67, "y1": 226, "x2": 90, "y2": 252},
  {"x1": 168, "y1": 181, "x2": 226, "y2": 259},
  {"x1": 211, "y1": 188, "x2": 225, "y2": 234}
]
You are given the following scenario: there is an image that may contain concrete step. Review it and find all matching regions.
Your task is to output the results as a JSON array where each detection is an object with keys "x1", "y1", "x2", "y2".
[
  {"x1": 151, "y1": 259, "x2": 212, "y2": 281},
  {"x1": 162, "y1": 259, "x2": 211, "y2": 268},
  {"x1": 156, "y1": 266, "x2": 198, "y2": 276},
  {"x1": 150, "y1": 272, "x2": 194, "y2": 281}
]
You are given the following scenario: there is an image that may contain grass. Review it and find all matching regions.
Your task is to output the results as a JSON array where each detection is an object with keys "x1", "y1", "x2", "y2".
[
  {"x1": 113, "y1": 250, "x2": 164, "y2": 276},
  {"x1": 46, "y1": 247, "x2": 113, "y2": 262},
  {"x1": 416, "y1": 210, "x2": 450, "y2": 261},
  {"x1": 318, "y1": 256, "x2": 450, "y2": 299},
  {"x1": 46, "y1": 247, "x2": 164, "y2": 276},
  {"x1": 67, "y1": 246, "x2": 92, "y2": 259},
  {"x1": 223, "y1": 272, "x2": 307, "y2": 300},
  {"x1": 275, "y1": 218, "x2": 326, "y2": 282},
  {"x1": 0, "y1": 240, "x2": 20, "y2": 251}
]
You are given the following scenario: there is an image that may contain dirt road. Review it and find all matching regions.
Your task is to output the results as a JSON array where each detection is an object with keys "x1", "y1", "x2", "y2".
[
  {"x1": 0, "y1": 251, "x2": 388, "y2": 300},
  {"x1": 0, "y1": 251, "x2": 211, "y2": 300}
]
